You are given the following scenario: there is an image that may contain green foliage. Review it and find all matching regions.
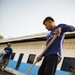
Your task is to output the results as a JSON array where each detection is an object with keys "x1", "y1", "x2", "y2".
[{"x1": 0, "y1": 35, "x2": 4, "y2": 39}]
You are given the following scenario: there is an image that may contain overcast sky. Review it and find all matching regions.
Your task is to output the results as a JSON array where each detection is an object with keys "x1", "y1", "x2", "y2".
[{"x1": 0, "y1": 0, "x2": 75, "y2": 38}]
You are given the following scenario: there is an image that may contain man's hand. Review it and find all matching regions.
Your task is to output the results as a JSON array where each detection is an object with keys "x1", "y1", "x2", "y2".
[
  {"x1": 36, "y1": 54, "x2": 43, "y2": 62},
  {"x1": 55, "y1": 28, "x2": 61, "y2": 37}
]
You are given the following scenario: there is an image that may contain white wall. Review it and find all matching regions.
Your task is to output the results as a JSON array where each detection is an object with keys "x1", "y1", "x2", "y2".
[
  {"x1": 0, "y1": 38, "x2": 75, "y2": 70},
  {"x1": 57, "y1": 39, "x2": 75, "y2": 70}
]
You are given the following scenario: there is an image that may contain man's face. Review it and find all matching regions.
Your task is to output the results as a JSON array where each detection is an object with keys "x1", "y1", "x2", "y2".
[
  {"x1": 44, "y1": 20, "x2": 55, "y2": 31},
  {"x1": 7, "y1": 45, "x2": 11, "y2": 48}
]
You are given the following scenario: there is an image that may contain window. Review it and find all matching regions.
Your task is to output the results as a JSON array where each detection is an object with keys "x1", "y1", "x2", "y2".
[
  {"x1": 10, "y1": 53, "x2": 16, "y2": 60},
  {"x1": 27, "y1": 54, "x2": 36, "y2": 64},
  {"x1": 15, "y1": 53, "x2": 24, "y2": 70},
  {"x1": 61, "y1": 57, "x2": 75, "y2": 73}
]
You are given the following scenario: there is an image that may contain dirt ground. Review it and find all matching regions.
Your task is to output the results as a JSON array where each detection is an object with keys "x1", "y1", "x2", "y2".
[{"x1": 0, "y1": 70, "x2": 14, "y2": 75}]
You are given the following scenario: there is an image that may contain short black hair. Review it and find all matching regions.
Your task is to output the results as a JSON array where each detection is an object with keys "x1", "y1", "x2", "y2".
[{"x1": 43, "y1": 16, "x2": 54, "y2": 24}]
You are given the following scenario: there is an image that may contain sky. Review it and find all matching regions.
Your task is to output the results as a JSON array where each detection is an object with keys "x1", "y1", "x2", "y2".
[{"x1": 0, "y1": 0, "x2": 75, "y2": 39}]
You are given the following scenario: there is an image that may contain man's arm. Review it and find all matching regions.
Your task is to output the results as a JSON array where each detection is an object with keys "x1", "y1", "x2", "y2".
[
  {"x1": 59, "y1": 24, "x2": 75, "y2": 32},
  {"x1": 36, "y1": 35, "x2": 58, "y2": 62}
]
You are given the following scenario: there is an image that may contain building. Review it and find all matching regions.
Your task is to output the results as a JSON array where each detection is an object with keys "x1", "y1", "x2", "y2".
[{"x1": 0, "y1": 32, "x2": 75, "y2": 72}]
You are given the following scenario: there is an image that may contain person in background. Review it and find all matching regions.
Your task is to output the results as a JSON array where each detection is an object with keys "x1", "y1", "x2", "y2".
[
  {"x1": 36, "y1": 16, "x2": 75, "y2": 75},
  {"x1": 0, "y1": 43, "x2": 13, "y2": 71}
]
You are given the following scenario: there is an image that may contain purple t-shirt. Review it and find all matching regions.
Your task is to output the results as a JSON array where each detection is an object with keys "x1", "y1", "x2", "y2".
[{"x1": 44, "y1": 24, "x2": 75, "y2": 58}]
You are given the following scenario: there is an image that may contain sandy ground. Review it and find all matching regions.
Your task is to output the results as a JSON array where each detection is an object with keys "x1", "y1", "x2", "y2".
[{"x1": 0, "y1": 70, "x2": 14, "y2": 75}]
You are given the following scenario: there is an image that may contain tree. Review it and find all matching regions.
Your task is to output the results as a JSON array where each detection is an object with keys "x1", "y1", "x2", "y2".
[{"x1": 0, "y1": 35, "x2": 4, "y2": 39}]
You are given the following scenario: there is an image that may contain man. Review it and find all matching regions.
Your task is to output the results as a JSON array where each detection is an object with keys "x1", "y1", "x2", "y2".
[
  {"x1": 0, "y1": 43, "x2": 13, "y2": 71},
  {"x1": 36, "y1": 17, "x2": 75, "y2": 75}
]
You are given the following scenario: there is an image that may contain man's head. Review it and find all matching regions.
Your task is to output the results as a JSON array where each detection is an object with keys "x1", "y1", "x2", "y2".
[
  {"x1": 7, "y1": 43, "x2": 11, "y2": 48},
  {"x1": 43, "y1": 17, "x2": 56, "y2": 31}
]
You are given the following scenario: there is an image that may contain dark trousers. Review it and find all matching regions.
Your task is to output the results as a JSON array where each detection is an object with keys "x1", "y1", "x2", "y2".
[
  {"x1": 38, "y1": 54, "x2": 61, "y2": 75},
  {"x1": 0, "y1": 58, "x2": 9, "y2": 68}
]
